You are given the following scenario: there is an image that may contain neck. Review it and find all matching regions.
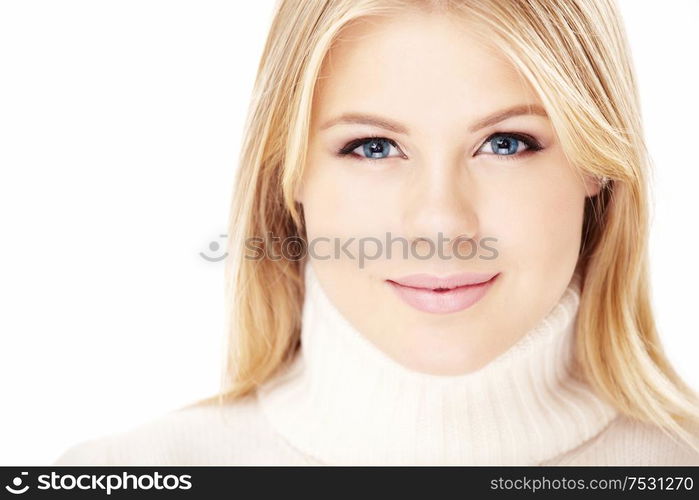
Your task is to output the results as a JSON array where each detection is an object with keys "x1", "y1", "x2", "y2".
[{"x1": 257, "y1": 264, "x2": 618, "y2": 464}]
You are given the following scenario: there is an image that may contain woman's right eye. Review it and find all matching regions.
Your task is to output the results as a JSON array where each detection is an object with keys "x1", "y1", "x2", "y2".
[{"x1": 337, "y1": 137, "x2": 404, "y2": 160}]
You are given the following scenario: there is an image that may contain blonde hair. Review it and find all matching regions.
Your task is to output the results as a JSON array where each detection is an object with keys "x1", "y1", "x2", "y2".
[{"x1": 207, "y1": 0, "x2": 699, "y2": 452}]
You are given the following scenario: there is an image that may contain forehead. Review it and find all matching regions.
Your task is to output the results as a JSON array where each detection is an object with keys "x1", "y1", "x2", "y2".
[{"x1": 312, "y1": 10, "x2": 540, "y2": 130}]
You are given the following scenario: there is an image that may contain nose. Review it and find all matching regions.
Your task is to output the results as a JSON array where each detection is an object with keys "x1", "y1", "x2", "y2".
[{"x1": 401, "y1": 162, "x2": 480, "y2": 257}]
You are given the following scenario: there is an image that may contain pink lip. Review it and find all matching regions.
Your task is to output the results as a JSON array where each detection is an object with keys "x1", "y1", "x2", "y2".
[{"x1": 386, "y1": 272, "x2": 500, "y2": 314}]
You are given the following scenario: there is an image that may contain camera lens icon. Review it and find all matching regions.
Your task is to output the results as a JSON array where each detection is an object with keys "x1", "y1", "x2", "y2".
[
  {"x1": 200, "y1": 234, "x2": 228, "y2": 262},
  {"x1": 5, "y1": 472, "x2": 29, "y2": 494}
]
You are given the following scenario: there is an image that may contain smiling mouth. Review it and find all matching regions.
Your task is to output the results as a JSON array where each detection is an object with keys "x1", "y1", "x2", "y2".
[
  {"x1": 391, "y1": 279, "x2": 494, "y2": 292},
  {"x1": 387, "y1": 274, "x2": 498, "y2": 292},
  {"x1": 385, "y1": 273, "x2": 500, "y2": 314}
]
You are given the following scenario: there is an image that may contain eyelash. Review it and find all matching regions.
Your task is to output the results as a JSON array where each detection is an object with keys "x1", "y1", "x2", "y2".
[{"x1": 336, "y1": 132, "x2": 544, "y2": 163}]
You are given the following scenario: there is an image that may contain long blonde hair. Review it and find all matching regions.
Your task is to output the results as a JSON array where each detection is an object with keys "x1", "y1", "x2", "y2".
[{"x1": 208, "y1": 0, "x2": 699, "y2": 452}]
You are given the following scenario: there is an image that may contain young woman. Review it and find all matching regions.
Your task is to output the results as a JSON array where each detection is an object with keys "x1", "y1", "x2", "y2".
[{"x1": 56, "y1": 0, "x2": 699, "y2": 465}]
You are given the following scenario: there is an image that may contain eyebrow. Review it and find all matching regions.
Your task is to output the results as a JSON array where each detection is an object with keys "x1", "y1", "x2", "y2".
[{"x1": 319, "y1": 104, "x2": 548, "y2": 135}]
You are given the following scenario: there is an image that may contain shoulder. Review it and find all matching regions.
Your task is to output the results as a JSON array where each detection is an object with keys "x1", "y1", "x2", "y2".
[
  {"x1": 549, "y1": 414, "x2": 699, "y2": 465},
  {"x1": 52, "y1": 393, "x2": 311, "y2": 465}
]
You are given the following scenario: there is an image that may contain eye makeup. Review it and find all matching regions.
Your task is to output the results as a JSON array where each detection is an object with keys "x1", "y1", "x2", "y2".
[{"x1": 335, "y1": 131, "x2": 545, "y2": 163}]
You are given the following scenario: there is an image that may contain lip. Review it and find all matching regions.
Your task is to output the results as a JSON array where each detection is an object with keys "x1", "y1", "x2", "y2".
[{"x1": 386, "y1": 272, "x2": 500, "y2": 314}]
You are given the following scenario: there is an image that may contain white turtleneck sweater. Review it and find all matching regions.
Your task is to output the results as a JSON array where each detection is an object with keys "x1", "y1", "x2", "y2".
[{"x1": 54, "y1": 264, "x2": 699, "y2": 465}]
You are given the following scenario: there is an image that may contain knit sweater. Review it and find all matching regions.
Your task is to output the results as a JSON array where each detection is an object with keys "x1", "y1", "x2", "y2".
[{"x1": 54, "y1": 264, "x2": 699, "y2": 465}]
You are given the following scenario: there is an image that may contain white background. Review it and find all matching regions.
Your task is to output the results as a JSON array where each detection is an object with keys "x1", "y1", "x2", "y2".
[{"x1": 0, "y1": 0, "x2": 697, "y2": 465}]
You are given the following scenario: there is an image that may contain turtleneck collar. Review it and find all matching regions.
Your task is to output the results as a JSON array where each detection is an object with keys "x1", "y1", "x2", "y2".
[{"x1": 256, "y1": 263, "x2": 619, "y2": 465}]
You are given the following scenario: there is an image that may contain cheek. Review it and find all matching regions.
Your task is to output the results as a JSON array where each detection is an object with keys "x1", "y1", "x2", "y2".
[
  {"x1": 301, "y1": 160, "x2": 397, "y2": 238},
  {"x1": 484, "y1": 162, "x2": 586, "y2": 265}
]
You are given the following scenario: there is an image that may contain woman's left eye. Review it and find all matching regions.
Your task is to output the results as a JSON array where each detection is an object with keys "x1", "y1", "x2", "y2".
[
  {"x1": 476, "y1": 133, "x2": 543, "y2": 158},
  {"x1": 337, "y1": 137, "x2": 404, "y2": 160}
]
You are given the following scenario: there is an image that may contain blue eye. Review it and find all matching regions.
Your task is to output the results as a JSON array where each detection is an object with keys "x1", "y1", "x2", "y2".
[
  {"x1": 337, "y1": 132, "x2": 542, "y2": 162},
  {"x1": 337, "y1": 137, "x2": 404, "y2": 160},
  {"x1": 477, "y1": 133, "x2": 542, "y2": 158}
]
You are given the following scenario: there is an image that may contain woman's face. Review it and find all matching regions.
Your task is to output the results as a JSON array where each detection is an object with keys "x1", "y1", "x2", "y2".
[{"x1": 297, "y1": 10, "x2": 601, "y2": 374}]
